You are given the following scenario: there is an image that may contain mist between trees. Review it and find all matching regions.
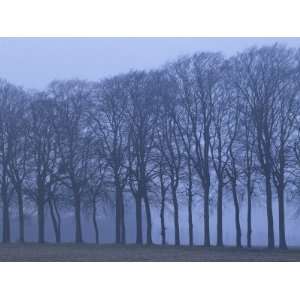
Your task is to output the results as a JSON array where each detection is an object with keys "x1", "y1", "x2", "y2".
[{"x1": 1, "y1": 43, "x2": 300, "y2": 248}]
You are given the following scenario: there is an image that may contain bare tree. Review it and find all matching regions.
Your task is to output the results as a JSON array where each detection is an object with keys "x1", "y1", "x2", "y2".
[
  {"x1": 157, "y1": 102, "x2": 183, "y2": 245},
  {"x1": 0, "y1": 80, "x2": 22, "y2": 242},
  {"x1": 226, "y1": 59, "x2": 256, "y2": 248},
  {"x1": 126, "y1": 71, "x2": 160, "y2": 245},
  {"x1": 50, "y1": 80, "x2": 92, "y2": 244},
  {"x1": 156, "y1": 156, "x2": 170, "y2": 245},
  {"x1": 172, "y1": 53, "x2": 223, "y2": 246},
  {"x1": 232, "y1": 45, "x2": 300, "y2": 248},
  {"x1": 27, "y1": 93, "x2": 58, "y2": 243},
  {"x1": 169, "y1": 60, "x2": 195, "y2": 246},
  {"x1": 6, "y1": 89, "x2": 30, "y2": 242},
  {"x1": 84, "y1": 139, "x2": 108, "y2": 244},
  {"x1": 270, "y1": 48, "x2": 300, "y2": 248},
  {"x1": 90, "y1": 77, "x2": 129, "y2": 244},
  {"x1": 209, "y1": 70, "x2": 232, "y2": 247},
  {"x1": 225, "y1": 98, "x2": 242, "y2": 248},
  {"x1": 240, "y1": 103, "x2": 256, "y2": 248}
]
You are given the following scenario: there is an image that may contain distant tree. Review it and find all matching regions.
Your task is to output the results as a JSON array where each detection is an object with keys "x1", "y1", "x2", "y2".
[
  {"x1": 156, "y1": 70, "x2": 183, "y2": 246},
  {"x1": 240, "y1": 103, "x2": 256, "y2": 248},
  {"x1": 90, "y1": 77, "x2": 129, "y2": 244},
  {"x1": 169, "y1": 60, "x2": 195, "y2": 246},
  {"x1": 209, "y1": 67, "x2": 233, "y2": 247},
  {"x1": 6, "y1": 88, "x2": 30, "y2": 242},
  {"x1": 84, "y1": 139, "x2": 108, "y2": 244},
  {"x1": 270, "y1": 48, "x2": 300, "y2": 248},
  {"x1": 0, "y1": 80, "x2": 23, "y2": 242},
  {"x1": 126, "y1": 71, "x2": 160, "y2": 245},
  {"x1": 232, "y1": 45, "x2": 299, "y2": 248},
  {"x1": 27, "y1": 93, "x2": 58, "y2": 243},
  {"x1": 50, "y1": 80, "x2": 92, "y2": 244},
  {"x1": 225, "y1": 97, "x2": 242, "y2": 248},
  {"x1": 155, "y1": 155, "x2": 170, "y2": 245},
  {"x1": 173, "y1": 53, "x2": 224, "y2": 246}
]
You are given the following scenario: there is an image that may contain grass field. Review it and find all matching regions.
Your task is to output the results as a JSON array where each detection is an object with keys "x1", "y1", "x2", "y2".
[{"x1": 0, "y1": 243, "x2": 300, "y2": 261}]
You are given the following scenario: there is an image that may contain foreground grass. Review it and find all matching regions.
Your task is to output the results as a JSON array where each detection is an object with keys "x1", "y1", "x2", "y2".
[{"x1": 0, "y1": 243, "x2": 300, "y2": 261}]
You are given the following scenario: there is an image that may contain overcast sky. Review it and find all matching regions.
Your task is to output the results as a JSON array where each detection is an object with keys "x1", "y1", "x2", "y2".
[{"x1": 0, "y1": 37, "x2": 300, "y2": 90}]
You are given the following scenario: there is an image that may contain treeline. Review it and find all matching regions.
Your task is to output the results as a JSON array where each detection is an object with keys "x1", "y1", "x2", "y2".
[{"x1": 1, "y1": 44, "x2": 300, "y2": 248}]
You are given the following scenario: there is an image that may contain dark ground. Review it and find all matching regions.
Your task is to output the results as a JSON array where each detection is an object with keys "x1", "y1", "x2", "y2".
[{"x1": 0, "y1": 243, "x2": 300, "y2": 261}]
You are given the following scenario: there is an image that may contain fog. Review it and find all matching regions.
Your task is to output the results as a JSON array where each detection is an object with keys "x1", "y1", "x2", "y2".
[
  {"x1": 1, "y1": 38, "x2": 300, "y2": 247},
  {"x1": 2, "y1": 195, "x2": 300, "y2": 246}
]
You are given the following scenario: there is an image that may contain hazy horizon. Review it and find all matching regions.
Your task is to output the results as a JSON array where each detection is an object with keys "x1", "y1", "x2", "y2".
[{"x1": 0, "y1": 37, "x2": 300, "y2": 90}]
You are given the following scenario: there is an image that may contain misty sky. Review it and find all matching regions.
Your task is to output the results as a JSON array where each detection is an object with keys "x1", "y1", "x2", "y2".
[{"x1": 0, "y1": 37, "x2": 300, "y2": 90}]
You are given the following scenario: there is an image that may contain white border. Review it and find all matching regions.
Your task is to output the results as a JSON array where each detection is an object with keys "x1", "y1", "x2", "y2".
[
  {"x1": 0, "y1": 262, "x2": 299, "y2": 300},
  {"x1": 0, "y1": 0, "x2": 299, "y2": 36},
  {"x1": 0, "y1": 1, "x2": 300, "y2": 300}
]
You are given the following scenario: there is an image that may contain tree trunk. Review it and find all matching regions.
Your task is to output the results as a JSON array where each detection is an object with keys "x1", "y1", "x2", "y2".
[
  {"x1": 115, "y1": 187, "x2": 121, "y2": 244},
  {"x1": 1, "y1": 172, "x2": 10, "y2": 243},
  {"x1": 160, "y1": 191, "x2": 166, "y2": 245},
  {"x1": 17, "y1": 189, "x2": 25, "y2": 243},
  {"x1": 143, "y1": 190, "x2": 152, "y2": 245},
  {"x1": 231, "y1": 180, "x2": 242, "y2": 248},
  {"x1": 203, "y1": 184, "x2": 210, "y2": 247},
  {"x1": 49, "y1": 197, "x2": 61, "y2": 243},
  {"x1": 171, "y1": 184, "x2": 180, "y2": 246},
  {"x1": 246, "y1": 176, "x2": 252, "y2": 248},
  {"x1": 120, "y1": 190, "x2": 126, "y2": 244},
  {"x1": 216, "y1": 178, "x2": 223, "y2": 247},
  {"x1": 135, "y1": 193, "x2": 143, "y2": 245},
  {"x1": 187, "y1": 159, "x2": 193, "y2": 246},
  {"x1": 265, "y1": 174, "x2": 275, "y2": 248},
  {"x1": 92, "y1": 198, "x2": 100, "y2": 244},
  {"x1": 188, "y1": 192, "x2": 193, "y2": 247},
  {"x1": 2, "y1": 191, "x2": 10, "y2": 243},
  {"x1": 115, "y1": 177, "x2": 125, "y2": 245},
  {"x1": 37, "y1": 195, "x2": 45, "y2": 244},
  {"x1": 203, "y1": 126, "x2": 211, "y2": 247},
  {"x1": 74, "y1": 194, "x2": 82, "y2": 243},
  {"x1": 2, "y1": 199, "x2": 10, "y2": 243},
  {"x1": 53, "y1": 198, "x2": 61, "y2": 243},
  {"x1": 277, "y1": 183, "x2": 287, "y2": 249}
]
